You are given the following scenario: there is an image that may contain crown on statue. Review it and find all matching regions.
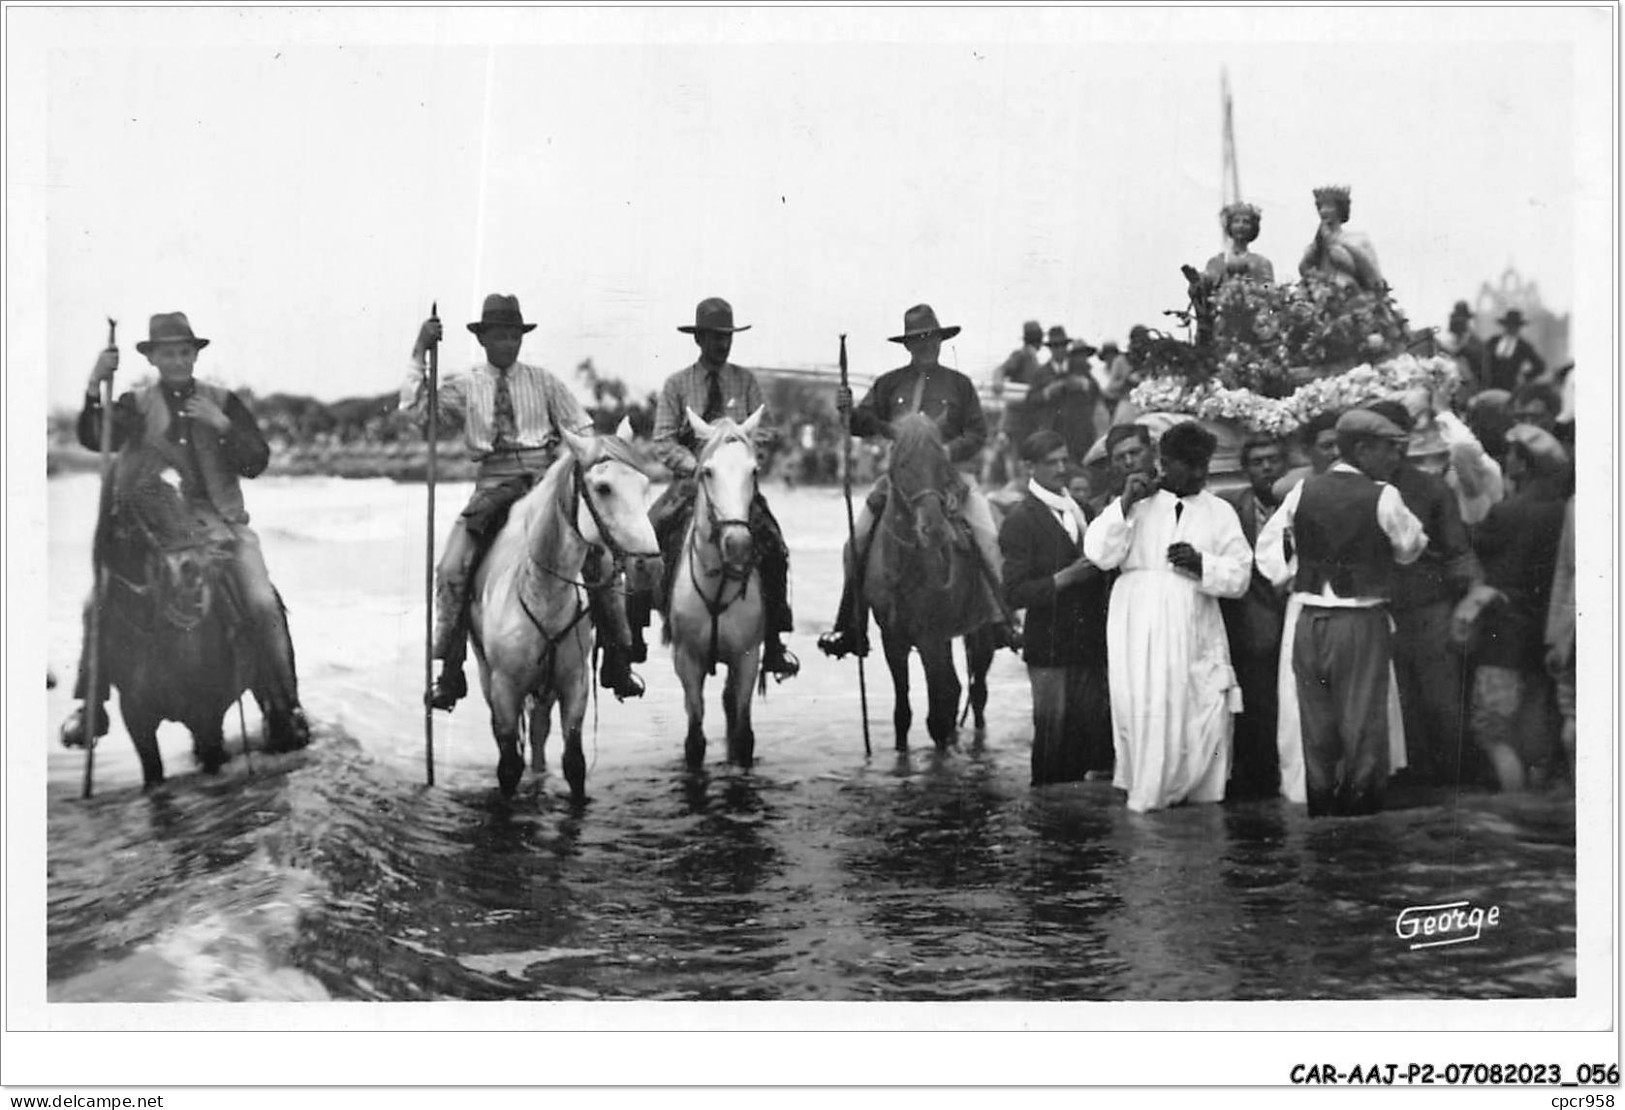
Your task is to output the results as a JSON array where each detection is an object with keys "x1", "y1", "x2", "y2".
[
  {"x1": 1220, "y1": 201, "x2": 1262, "y2": 225},
  {"x1": 1312, "y1": 184, "x2": 1352, "y2": 206}
]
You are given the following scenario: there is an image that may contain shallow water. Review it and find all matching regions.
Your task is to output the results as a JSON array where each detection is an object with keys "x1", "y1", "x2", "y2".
[{"x1": 43, "y1": 474, "x2": 1576, "y2": 1002}]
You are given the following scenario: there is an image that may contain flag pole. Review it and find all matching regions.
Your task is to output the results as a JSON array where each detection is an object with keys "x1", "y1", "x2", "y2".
[{"x1": 838, "y1": 335, "x2": 871, "y2": 756}]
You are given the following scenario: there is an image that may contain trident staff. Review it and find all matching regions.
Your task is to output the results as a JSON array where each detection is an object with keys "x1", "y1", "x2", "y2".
[
  {"x1": 838, "y1": 335, "x2": 871, "y2": 756},
  {"x1": 81, "y1": 317, "x2": 116, "y2": 800}
]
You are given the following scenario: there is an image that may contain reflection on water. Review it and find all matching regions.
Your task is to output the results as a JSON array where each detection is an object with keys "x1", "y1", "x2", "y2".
[{"x1": 43, "y1": 475, "x2": 1577, "y2": 1002}]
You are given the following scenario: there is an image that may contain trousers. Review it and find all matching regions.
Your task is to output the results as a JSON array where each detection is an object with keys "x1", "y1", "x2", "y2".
[{"x1": 1293, "y1": 606, "x2": 1393, "y2": 817}]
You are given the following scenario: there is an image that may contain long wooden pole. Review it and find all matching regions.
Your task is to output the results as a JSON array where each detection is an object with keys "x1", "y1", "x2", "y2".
[
  {"x1": 424, "y1": 302, "x2": 439, "y2": 787},
  {"x1": 82, "y1": 318, "x2": 116, "y2": 800},
  {"x1": 838, "y1": 335, "x2": 871, "y2": 756}
]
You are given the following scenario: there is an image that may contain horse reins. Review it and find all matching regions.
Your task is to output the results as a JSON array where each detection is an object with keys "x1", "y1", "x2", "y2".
[{"x1": 686, "y1": 445, "x2": 759, "y2": 675}]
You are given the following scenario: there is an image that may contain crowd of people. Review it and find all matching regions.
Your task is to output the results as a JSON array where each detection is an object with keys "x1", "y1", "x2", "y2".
[
  {"x1": 981, "y1": 296, "x2": 1577, "y2": 815},
  {"x1": 59, "y1": 282, "x2": 1578, "y2": 821}
]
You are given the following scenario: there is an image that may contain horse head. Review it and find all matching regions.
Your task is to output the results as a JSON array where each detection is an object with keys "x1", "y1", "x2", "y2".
[
  {"x1": 560, "y1": 426, "x2": 661, "y2": 590},
  {"x1": 687, "y1": 405, "x2": 763, "y2": 575},
  {"x1": 884, "y1": 412, "x2": 963, "y2": 581}
]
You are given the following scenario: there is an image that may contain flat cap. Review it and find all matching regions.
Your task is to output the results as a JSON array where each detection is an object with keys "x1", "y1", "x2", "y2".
[
  {"x1": 1335, "y1": 408, "x2": 1410, "y2": 442},
  {"x1": 1505, "y1": 424, "x2": 1570, "y2": 471}
]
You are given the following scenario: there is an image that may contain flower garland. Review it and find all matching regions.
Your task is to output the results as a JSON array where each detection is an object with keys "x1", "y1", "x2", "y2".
[{"x1": 1128, "y1": 352, "x2": 1460, "y2": 436}]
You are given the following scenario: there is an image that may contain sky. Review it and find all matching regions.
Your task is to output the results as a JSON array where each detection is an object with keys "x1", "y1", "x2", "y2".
[{"x1": 10, "y1": 5, "x2": 1609, "y2": 415}]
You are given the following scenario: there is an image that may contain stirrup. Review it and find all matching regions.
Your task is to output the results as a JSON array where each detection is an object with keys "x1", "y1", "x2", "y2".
[
  {"x1": 426, "y1": 668, "x2": 467, "y2": 712},
  {"x1": 994, "y1": 620, "x2": 1024, "y2": 653},
  {"x1": 605, "y1": 668, "x2": 646, "y2": 702},
  {"x1": 60, "y1": 704, "x2": 108, "y2": 750},
  {"x1": 817, "y1": 628, "x2": 869, "y2": 660},
  {"x1": 762, "y1": 642, "x2": 801, "y2": 681}
]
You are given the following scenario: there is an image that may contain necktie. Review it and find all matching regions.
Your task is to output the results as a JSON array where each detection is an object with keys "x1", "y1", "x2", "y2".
[
  {"x1": 1174, "y1": 500, "x2": 1184, "y2": 525},
  {"x1": 492, "y1": 369, "x2": 517, "y2": 447},
  {"x1": 703, "y1": 369, "x2": 724, "y2": 422}
]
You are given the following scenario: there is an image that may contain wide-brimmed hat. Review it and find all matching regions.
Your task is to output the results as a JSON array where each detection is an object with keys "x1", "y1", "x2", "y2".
[
  {"x1": 1045, "y1": 325, "x2": 1070, "y2": 347},
  {"x1": 888, "y1": 303, "x2": 961, "y2": 344},
  {"x1": 1336, "y1": 408, "x2": 1410, "y2": 443},
  {"x1": 135, "y1": 312, "x2": 210, "y2": 355},
  {"x1": 467, "y1": 293, "x2": 537, "y2": 335},
  {"x1": 1099, "y1": 340, "x2": 1121, "y2": 356},
  {"x1": 1067, "y1": 339, "x2": 1100, "y2": 361},
  {"x1": 678, "y1": 297, "x2": 751, "y2": 334},
  {"x1": 1449, "y1": 300, "x2": 1473, "y2": 322},
  {"x1": 1496, "y1": 308, "x2": 1528, "y2": 330}
]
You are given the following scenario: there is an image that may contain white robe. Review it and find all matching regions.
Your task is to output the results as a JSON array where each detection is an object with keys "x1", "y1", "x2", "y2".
[{"x1": 1084, "y1": 489, "x2": 1253, "y2": 813}]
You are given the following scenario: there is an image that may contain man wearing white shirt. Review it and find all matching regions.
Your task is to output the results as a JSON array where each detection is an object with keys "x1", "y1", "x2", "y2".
[{"x1": 1255, "y1": 408, "x2": 1429, "y2": 816}]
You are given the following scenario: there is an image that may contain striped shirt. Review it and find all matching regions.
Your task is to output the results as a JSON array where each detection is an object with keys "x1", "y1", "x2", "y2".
[
  {"x1": 651, "y1": 361, "x2": 773, "y2": 477},
  {"x1": 400, "y1": 357, "x2": 591, "y2": 458}
]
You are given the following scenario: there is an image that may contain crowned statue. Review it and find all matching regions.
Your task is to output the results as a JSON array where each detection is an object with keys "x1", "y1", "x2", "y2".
[
  {"x1": 1203, "y1": 201, "x2": 1275, "y2": 287},
  {"x1": 1298, "y1": 185, "x2": 1384, "y2": 294}
]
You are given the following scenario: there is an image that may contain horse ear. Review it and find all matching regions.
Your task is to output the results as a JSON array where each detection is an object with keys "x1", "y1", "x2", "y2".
[
  {"x1": 686, "y1": 407, "x2": 713, "y2": 441},
  {"x1": 562, "y1": 426, "x2": 600, "y2": 466},
  {"x1": 739, "y1": 404, "x2": 766, "y2": 439},
  {"x1": 615, "y1": 415, "x2": 636, "y2": 442}
]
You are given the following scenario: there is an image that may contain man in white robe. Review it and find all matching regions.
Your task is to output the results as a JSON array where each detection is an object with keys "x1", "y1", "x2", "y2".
[{"x1": 1083, "y1": 421, "x2": 1253, "y2": 812}]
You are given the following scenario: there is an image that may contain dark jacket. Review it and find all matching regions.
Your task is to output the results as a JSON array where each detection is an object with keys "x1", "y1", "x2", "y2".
[
  {"x1": 850, "y1": 362, "x2": 988, "y2": 466},
  {"x1": 1015, "y1": 363, "x2": 1101, "y2": 462},
  {"x1": 998, "y1": 492, "x2": 1109, "y2": 668},
  {"x1": 1472, "y1": 481, "x2": 1568, "y2": 671},
  {"x1": 1388, "y1": 462, "x2": 1482, "y2": 610},
  {"x1": 1484, "y1": 335, "x2": 1545, "y2": 393},
  {"x1": 1219, "y1": 486, "x2": 1287, "y2": 657},
  {"x1": 80, "y1": 380, "x2": 269, "y2": 525}
]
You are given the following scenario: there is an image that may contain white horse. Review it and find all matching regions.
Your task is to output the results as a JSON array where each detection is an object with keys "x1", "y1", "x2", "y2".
[
  {"x1": 469, "y1": 428, "x2": 659, "y2": 798},
  {"x1": 667, "y1": 407, "x2": 769, "y2": 769}
]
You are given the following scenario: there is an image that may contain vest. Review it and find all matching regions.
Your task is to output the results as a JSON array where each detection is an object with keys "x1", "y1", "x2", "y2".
[
  {"x1": 1293, "y1": 470, "x2": 1396, "y2": 601},
  {"x1": 127, "y1": 383, "x2": 249, "y2": 525}
]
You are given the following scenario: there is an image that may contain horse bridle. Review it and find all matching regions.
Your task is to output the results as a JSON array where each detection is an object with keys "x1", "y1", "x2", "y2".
[
  {"x1": 684, "y1": 439, "x2": 760, "y2": 674},
  {"x1": 518, "y1": 457, "x2": 643, "y2": 661}
]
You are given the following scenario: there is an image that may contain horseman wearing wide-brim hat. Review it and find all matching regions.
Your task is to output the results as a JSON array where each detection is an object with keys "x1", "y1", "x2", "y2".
[
  {"x1": 817, "y1": 304, "x2": 1023, "y2": 660},
  {"x1": 60, "y1": 311, "x2": 311, "y2": 752},
  {"x1": 401, "y1": 293, "x2": 647, "y2": 708},
  {"x1": 647, "y1": 296, "x2": 800, "y2": 680}
]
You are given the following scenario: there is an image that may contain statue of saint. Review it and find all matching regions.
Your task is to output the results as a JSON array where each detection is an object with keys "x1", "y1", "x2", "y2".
[
  {"x1": 1298, "y1": 185, "x2": 1384, "y2": 293},
  {"x1": 1203, "y1": 202, "x2": 1275, "y2": 287}
]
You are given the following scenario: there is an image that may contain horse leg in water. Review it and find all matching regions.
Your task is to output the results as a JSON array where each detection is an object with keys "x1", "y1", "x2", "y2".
[
  {"x1": 723, "y1": 650, "x2": 760, "y2": 767},
  {"x1": 675, "y1": 648, "x2": 709, "y2": 770},
  {"x1": 525, "y1": 691, "x2": 555, "y2": 775},
  {"x1": 963, "y1": 626, "x2": 997, "y2": 732},
  {"x1": 918, "y1": 637, "x2": 962, "y2": 747},
  {"x1": 880, "y1": 629, "x2": 913, "y2": 750},
  {"x1": 122, "y1": 703, "x2": 167, "y2": 788},
  {"x1": 485, "y1": 672, "x2": 528, "y2": 797},
  {"x1": 189, "y1": 711, "x2": 229, "y2": 775},
  {"x1": 555, "y1": 637, "x2": 594, "y2": 802}
]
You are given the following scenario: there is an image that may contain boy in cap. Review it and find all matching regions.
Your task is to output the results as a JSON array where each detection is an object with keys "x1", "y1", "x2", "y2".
[
  {"x1": 62, "y1": 312, "x2": 310, "y2": 750},
  {"x1": 404, "y1": 295, "x2": 638, "y2": 707},
  {"x1": 819, "y1": 304, "x2": 1020, "y2": 658},
  {"x1": 647, "y1": 297, "x2": 799, "y2": 680},
  {"x1": 1255, "y1": 408, "x2": 1429, "y2": 816}
]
